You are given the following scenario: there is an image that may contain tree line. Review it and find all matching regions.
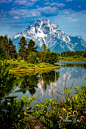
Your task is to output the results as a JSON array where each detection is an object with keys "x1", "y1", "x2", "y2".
[
  {"x1": 0, "y1": 35, "x2": 17, "y2": 59},
  {"x1": 61, "y1": 50, "x2": 86, "y2": 58},
  {"x1": 1, "y1": 35, "x2": 86, "y2": 63},
  {"x1": 0, "y1": 35, "x2": 59, "y2": 64}
]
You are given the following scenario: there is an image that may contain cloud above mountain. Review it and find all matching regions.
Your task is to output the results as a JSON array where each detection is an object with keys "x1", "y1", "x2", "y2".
[{"x1": 0, "y1": 0, "x2": 86, "y2": 40}]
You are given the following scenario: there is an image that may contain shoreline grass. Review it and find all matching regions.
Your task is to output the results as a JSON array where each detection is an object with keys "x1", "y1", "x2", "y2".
[
  {"x1": 59, "y1": 57, "x2": 86, "y2": 62},
  {"x1": 9, "y1": 65, "x2": 60, "y2": 73},
  {"x1": 0, "y1": 59, "x2": 60, "y2": 74}
]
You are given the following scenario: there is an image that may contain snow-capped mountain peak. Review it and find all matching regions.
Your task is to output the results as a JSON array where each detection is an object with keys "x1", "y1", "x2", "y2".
[{"x1": 13, "y1": 19, "x2": 86, "y2": 53}]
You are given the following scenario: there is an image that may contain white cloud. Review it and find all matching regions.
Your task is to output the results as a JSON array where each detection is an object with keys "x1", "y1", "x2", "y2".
[
  {"x1": 14, "y1": 0, "x2": 38, "y2": 6},
  {"x1": 26, "y1": 9, "x2": 40, "y2": 17},
  {"x1": 66, "y1": 17, "x2": 78, "y2": 22},
  {"x1": 9, "y1": 6, "x2": 59, "y2": 18},
  {"x1": 38, "y1": 6, "x2": 58, "y2": 16},
  {"x1": 45, "y1": 2, "x2": 65, "y2": 7},
  {"x1": 13, "y1": 16, "x2": 20, "y2": 19},
  {"x1": 59, "y1": 9, "x2": 75, "y2": 15},
  {"x1": 51, "y1": 2, "x2": 65, "y2": 7},
  {"x1": 9, "y1": 8, "x2": 40, "y2": 18},
  {"x1": 0, "y1": 0, "x2": 12, "y2": 4},
  {"x1": 9, "y1": 9, "x2": 28, "y2": 16}
]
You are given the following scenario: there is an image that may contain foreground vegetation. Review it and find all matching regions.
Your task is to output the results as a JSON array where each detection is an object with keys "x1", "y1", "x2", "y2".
[{"x1": 0, "y1": 62, "x2": 86, "y2": 129}]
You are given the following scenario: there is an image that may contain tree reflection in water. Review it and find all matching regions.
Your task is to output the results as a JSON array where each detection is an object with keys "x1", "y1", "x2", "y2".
[
  {"x1": 19, "y1": 71, "x2": 60, "y2": 95},
  {"x1": 61, "y1": 63, "x2": 86, "y2": 69},
  {"x1": 38, "y1": 71, "x2": 60, "y2": 90},
  {"x1": 20, "y1": 74, "x2": 39, "y2": 95}
]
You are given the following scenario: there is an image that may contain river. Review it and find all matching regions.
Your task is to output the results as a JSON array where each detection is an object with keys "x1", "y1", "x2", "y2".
[{"x1": 10, "y1": 61, "x2": 86, "y2": 103}]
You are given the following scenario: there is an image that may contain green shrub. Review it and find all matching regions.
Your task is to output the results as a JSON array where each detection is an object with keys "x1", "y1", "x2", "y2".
[
  {"x1": 13, "y1": 58, "x2": 16, "y2": 61},
  {"x1": 18, "y1": 57, "x2": 21, "y2": 62},
  {"x1": 28, "y1": 52, "x2": 39, "y2": 64}
]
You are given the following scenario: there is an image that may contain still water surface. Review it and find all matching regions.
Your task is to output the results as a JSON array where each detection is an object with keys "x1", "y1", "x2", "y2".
[{"x1": 11, "y1": 61, "x2": 86, "y2": 103}]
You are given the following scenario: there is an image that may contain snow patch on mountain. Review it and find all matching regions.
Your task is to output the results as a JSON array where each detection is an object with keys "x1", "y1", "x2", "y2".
[{"x1": 12, "y1": 19, "x2": 86, "y2": 53}]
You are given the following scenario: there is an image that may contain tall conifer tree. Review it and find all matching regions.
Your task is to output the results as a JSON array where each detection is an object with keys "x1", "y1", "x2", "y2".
[
  {"x1": 19, "y1": 36, "x2": 27, "y2": 60},
  {"x1": 28, "y1": 39, "x2": 38, "y2": 53}
]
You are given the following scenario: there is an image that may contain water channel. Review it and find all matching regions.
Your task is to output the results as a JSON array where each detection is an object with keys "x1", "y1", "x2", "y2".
[{"x1": 11, "y1": 61, "x2": 86, "y2": 103}]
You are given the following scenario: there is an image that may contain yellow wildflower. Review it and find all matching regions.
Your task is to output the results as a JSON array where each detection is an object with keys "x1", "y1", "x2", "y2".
[
  {"x1": 68, "y1": 111, "x2": 72, "y2": 115},
  {"x1": 26, "y1": 107, "x2": 29, "y2": 110},
  {"x1": 62, "y1": 107, "x2": 67, "y2": 112},
  {"x1": 24, "y1": 112, "x2": 27, "y2": 115}
]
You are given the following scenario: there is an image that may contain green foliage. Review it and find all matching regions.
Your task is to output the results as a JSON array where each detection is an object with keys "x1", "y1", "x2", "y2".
[
  {"x1": 28, "y1": 52, "x2": 39, "y2": 64},
  {"x1": 13, "y1": 58, "x2": 16, "y2": 61},
  {"x1": 0, "y1": 35, "x2": 59, "y2": 64},
  {"x1": 18, "y1": 57, "x2": 21, "y2": 62},
  {"x1": 0, "y1": 63, "x2": 27, "y2": 128},
  {"x1": 10, "y1": 44, "x2": 17, "y2": 59},
  {"x1": 28, "y1": 39, "x2": 38, "y2": 53},
  {"x1": 61, "y1": 50, "x2": 86, "y2": 61},
  {"x1": 83, "y1": 50, "x2": 86, "y2": 58},
  {"x1": 31, "y1": 84, "x2": 86, "y2": 129},
  {"x1": 0, "y1": 61, "x2": 24, "y2": 98},
  {"x1": 0, "y1": 44, "x2": 7, "y2": 59},
  {"x1": 0, "y1": 35, "x2": 17, "y2": 59},
  {"x1": 43, "y1": 51, "x2": 59, "y2": 64},
  {"x1": 19, "y1": 36, "x2": 27, "y2": 60},
  {"x1": 0, "y1": 97, "x2": 25, "y2": 128}
]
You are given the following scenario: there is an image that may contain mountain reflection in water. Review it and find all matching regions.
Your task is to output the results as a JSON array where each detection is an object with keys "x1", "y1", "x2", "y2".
[{"x1": 11, "y1": 61, "x2": 86, "y2": 102}]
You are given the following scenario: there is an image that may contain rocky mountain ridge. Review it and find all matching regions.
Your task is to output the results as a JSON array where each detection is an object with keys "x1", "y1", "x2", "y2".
[{"x1": 12, "y1": 19, "x2": 86, "y2": 53}]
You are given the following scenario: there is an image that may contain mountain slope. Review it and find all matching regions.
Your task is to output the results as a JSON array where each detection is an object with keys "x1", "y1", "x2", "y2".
[{"x1": 12, "y1": 19, "x2": 86, "y2": 53}]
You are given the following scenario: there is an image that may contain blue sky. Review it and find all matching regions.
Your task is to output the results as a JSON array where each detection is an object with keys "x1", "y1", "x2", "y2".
[{"x1": 0, "y1": 0, "x2": 86, "y2": 40}]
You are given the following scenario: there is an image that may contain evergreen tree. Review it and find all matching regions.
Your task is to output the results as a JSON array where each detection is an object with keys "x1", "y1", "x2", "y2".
[
  {"x1": 2, "y1": 35, "x2": 9, "y2": 56},
  {"x1": 28, "y1": 39, "x2": 38, "y2": 53},
  {"x1": 8, "y1": 38, "x2": 13, "y2": 57},
  {"x1": 0, "y1": 36, "x2": 3, "y2": 46},
  {"x1": 83, "y1": 50, "x2": 86, "y2": 58},
  {"x1": 19, "y1": 36, "x2": 27, "y2": 60},
  {"x1": 10, "y1": 45, "x2": 17, "y2": 59},
  {"x1": 0, "y1": 35, "x2": 18, "y2": 59},
  {"x1": 0, "y1": 45, "x2": 7, "y2": 59}
]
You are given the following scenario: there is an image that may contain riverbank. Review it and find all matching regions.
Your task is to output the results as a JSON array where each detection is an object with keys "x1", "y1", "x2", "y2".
[
  {"x1": 0, "y1": 59, "x2": 60, "y2": 74},
  {"x1": 59, "y1": 57, "x2": 86, "y2": 61},
  {"x1": 9, "y1": 65, "x2": 60, "y2": 73}
]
